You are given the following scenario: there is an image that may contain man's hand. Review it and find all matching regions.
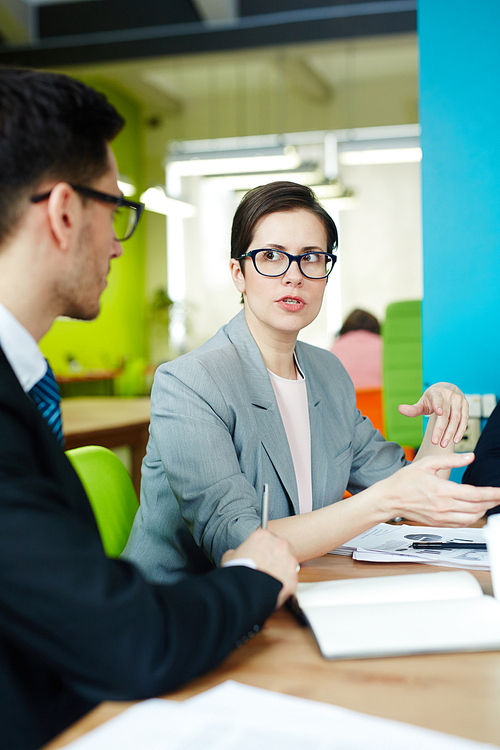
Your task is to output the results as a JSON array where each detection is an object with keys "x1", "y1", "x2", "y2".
[{"x1": 222, "y1": 528, "x2": 298, "y2": 608}]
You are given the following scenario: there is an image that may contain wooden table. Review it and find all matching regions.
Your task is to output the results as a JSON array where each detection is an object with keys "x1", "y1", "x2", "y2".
[
  {"x1": 61, "y1": 397, "x2": 151, "y2": 497},
  {"x1": 57, "y1": 370, "x2": 119, "y2": 398},
  {"x1": 44, "y1": 555, "x2": 500, "y2": 748}
]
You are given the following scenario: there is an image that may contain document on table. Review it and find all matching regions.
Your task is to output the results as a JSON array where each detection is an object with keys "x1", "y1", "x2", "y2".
[
  {"x1": 330, "y1": 522, "x2": 489, "y2": 570},
  {"x1": 63, "y1": 680, "x2": 497, "y2": 750},
  {"x1": 294, "y1": 570, "x2": 500, "y2": 659}
]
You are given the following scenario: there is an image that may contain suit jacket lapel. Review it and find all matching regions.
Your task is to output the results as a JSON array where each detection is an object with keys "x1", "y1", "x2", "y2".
[
  {"x1": 295, "y1": 343, "x2": 328, "y2": 510},
  {"x1": 225, "y1": 312, "x2": 299, "y2": 514}
]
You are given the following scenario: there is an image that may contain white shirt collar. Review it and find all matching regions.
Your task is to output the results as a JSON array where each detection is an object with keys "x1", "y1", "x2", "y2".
[{"x1": 0, "y1": 303, "x2": 47, "y2": 392}]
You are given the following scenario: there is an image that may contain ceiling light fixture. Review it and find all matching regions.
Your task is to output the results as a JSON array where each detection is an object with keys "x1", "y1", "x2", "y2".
[
  {"x1": 140, "y1": 186, "x2": 196, "y2": 217},
  {"x1": 167, "y1": 146, "x2": 301, "y2": 177},
  {"x1": 117, "y1": 174, "x2": 137, "y2": 197},
  {"x1": 338, "y1": 147, "x2": 422, "y2": 166},
  {"x1": 206, "y1": 165, "x2": 323, "y2": 191}
]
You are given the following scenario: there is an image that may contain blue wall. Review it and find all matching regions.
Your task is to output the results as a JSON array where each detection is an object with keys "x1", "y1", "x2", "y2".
[{"x1": 419, "y1": 0, "x2": 500, "y2": 397}]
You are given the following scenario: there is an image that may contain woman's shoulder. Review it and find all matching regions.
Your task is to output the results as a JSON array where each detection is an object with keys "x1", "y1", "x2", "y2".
[
  {"x1": 155, "y1": 317, "x2": 246, "y2": 386},
  {"x1": 296, "y1": 340, "x2": 355, "y2": 399},
  {"x1": 296, "y1": 338, "x2": 351, "y2": 373}
]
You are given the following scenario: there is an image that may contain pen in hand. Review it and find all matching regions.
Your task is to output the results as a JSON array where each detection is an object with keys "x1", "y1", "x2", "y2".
[
  {"x1": 411, "y1": 542, "x2": 487, "y2": 550},
  {"x1": 261, "y1": 483, "x2": 269, "y2": 530}
]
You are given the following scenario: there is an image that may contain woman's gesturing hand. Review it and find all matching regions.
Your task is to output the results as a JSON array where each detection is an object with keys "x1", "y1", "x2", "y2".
[
  {"x1": 377, "y1": 452, "x2": 500, "y2": 527},
  {"x1": 398, "y1": 382, "x2": 468, "y2": 448}
]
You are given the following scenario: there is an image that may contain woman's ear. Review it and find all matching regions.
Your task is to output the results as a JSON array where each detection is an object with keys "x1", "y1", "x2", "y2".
[
  {"x1": 230, "y1": 257, "x2": 246, "y2": 295},
  {"x1": 46, "y1": 183, "x2": 83, "y2": 253}
]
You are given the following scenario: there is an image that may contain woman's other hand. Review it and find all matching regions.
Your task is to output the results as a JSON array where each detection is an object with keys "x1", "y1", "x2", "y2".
[{"x1": 398, "y1": 382, "x2": 468, "y2": 448}]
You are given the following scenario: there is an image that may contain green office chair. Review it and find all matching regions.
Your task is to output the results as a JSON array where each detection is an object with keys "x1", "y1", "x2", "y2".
[{"x1": 66, "y1": 445, "x2": 139, "y2": 558}]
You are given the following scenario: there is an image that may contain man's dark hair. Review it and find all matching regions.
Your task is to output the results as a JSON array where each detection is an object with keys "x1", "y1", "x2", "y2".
[
  {"x1": 231, "y1": 181, "x2": 338, "y2": 263},
  {"x1": 0, "y1": 68, "x2": 124, "y2": 243}
]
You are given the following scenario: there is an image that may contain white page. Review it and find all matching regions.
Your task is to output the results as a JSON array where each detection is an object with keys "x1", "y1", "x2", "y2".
[
  {"x1": 331, "y1": 523, "x2": 489, "y2": 568},
  {"x1": 304, "y1": 594, "x2": 500, "y2": 660},
  {"x1": 353, "y1": 549, "x2": 490, "y2": 570},
  {"x1": 331, "y1": 522, "x2": 401, "y2": 551},
  {"x1": 64, "y1": 681, "x2": 498, "y2": 750},
  {"x1": 190, "y1": 681, "x2": 497, "y2": 749},
  {"x1": 296, "y1": 570, "x2": 482, "y2": 608},
  {"x1": 334, "y1": 523, "x2": 486, "y2": 550},
  {"x1": 62, "y1": 697, "x2": 317, "y2": 750}
]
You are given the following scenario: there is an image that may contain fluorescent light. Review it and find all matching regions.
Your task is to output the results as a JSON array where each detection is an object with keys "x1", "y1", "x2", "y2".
[
  {"x1": 310, "y1": 181, "x2": 353, "y2": 200},
  {"x1": 339, "y1": 147, "x2": 422, "y2": 166},
  {"x1": 322, "y1": 196, "x2": 357, "y2": 211},
  {"x1": 167, "y1": 147, "x2": 301, "y2": 177},
  {"x1": 208, "y1": 168, "x2": 323, "y2": 191},
  {"x1": 140, "y1": 186, "x2": 196, "y2": 217},
  {"x1": 117, "y1": 174, "x2": 136, "y2": 197}
]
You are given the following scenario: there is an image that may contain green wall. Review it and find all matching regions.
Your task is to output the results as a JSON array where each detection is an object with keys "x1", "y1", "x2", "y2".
[{"x1": 40, "y1": 79, "x2": 147, "y2": 374}]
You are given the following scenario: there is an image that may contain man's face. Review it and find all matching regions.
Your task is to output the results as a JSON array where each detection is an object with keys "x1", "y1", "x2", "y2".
[{"x1": 59, "y1": 145, "x2": 123, "y2": 321}]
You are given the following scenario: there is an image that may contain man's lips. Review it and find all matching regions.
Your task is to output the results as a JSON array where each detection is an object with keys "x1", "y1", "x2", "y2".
[{"x1": 276, "y1": 296, "x2": 306, "y2": 311}]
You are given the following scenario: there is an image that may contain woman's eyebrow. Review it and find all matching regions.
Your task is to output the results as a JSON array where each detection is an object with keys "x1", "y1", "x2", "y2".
[{"x1": 263, "y1": 243, "x2": 324, "y2": 252}]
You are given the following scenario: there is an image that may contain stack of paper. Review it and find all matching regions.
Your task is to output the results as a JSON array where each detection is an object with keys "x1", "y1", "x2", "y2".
[
  {"x1": 331, "y1": 523, "x2": 489, "y2": 570},
  {"x1": 63, "y1": 680, "x2": 496, "y2": 750}
]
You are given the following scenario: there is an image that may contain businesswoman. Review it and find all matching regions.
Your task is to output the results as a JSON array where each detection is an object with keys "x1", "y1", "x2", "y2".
[{"x1": 123, "y1": 182, "x2": 499, "y2": 583}]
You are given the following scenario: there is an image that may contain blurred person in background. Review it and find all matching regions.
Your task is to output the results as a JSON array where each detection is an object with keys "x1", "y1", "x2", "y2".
[{"x1": 330, "y1": 308, "x2": 382, "y2": 389}]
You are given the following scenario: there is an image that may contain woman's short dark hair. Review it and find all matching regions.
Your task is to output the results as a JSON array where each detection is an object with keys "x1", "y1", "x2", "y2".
[
  {"x1": 0, "y1": 67, "x2": 124, "y2": 244},
  {"x1": 230, "y1": 181, "x2": 338, "y2": 262},
  {"x1": 339, "y1": 309, "x2": 381, "y2": 336}
]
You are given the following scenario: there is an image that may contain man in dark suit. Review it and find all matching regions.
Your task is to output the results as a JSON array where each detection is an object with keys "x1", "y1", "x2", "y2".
[{"x1": 0, "y1": 68, "x2": 298, "y2": 750}]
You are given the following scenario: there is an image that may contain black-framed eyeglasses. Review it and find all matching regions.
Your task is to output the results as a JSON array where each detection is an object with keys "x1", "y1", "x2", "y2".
[
  {"x1": 30, "y1": 184, "x2": 145, "y2": 242},
  {"x1": 238, "y1": 249, "x2": 337, "y2": 280}
]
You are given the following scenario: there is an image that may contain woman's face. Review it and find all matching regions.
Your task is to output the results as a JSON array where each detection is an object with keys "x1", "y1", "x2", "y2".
[{"x1": 230, "y1": 208, "x2": 329, "y2": 341}]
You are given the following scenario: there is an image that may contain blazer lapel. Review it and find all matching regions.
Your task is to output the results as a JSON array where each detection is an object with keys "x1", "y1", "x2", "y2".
[
  {"x1": 295, "y1": 344, "x2": 328, "y2": 510},
  {"x1": 225, "y1": 312, "x2": 299, "y2": 514}
]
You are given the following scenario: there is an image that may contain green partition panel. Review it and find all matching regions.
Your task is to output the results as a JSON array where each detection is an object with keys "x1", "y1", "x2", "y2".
[{"x1": 382, "y1": 300, "x2": 423, "y2": 447}]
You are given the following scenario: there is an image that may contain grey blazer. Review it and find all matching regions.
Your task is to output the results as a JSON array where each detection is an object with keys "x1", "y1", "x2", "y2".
[{"x1": 123, "y1": 310, "x2": 406, "y2": 582}]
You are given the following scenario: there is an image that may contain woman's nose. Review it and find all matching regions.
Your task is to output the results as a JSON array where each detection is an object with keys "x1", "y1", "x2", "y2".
[{"x1": 282, "y1": 260, "x2": 303, "y2": 284}]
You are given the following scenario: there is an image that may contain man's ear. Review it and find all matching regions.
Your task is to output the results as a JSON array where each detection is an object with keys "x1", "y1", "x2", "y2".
[
  {"x1": 230, "y1": 257, "x2": 246, "y2": 294},
  {"x1": 46, "y1": 183, "x2": 83, "y2": 252}
]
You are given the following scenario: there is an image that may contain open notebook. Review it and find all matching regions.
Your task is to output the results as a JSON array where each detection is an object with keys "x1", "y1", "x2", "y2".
[{"x1": 294, "y1": 570, "x2": 500, "y2": 659}]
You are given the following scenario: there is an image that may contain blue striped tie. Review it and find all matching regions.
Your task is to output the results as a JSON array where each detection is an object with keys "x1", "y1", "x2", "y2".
[{"x1": 29, "y1": 362, "x2": 64, "y2": 446}]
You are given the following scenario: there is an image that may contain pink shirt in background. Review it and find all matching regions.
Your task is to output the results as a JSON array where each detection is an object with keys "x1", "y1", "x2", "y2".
[{"x1": 330, "y1": 330, "x2": 382, "y2": 389}]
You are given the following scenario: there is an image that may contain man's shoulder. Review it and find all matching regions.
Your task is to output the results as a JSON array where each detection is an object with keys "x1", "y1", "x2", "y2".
[{"x1": 0, "y1": 344, "x2": 29, "y2": 407}]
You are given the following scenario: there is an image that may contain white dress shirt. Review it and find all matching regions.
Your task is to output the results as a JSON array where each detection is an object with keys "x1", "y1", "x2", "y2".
[{"x1": 0, "y1": 303, "x2": 46, "y2": 392}]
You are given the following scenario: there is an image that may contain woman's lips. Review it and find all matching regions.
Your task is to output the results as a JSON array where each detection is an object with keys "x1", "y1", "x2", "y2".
[{"x1": 276, "y1": 296, "x2": 306, "y2": 312}]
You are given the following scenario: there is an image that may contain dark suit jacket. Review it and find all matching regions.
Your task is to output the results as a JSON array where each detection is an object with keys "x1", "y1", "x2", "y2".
[
  {"x1": 0, "y1": 345, "x2": 281, "y2": 750},
  {"x1": 463, "y1": 401, "x2": 500, "y2": 514}
]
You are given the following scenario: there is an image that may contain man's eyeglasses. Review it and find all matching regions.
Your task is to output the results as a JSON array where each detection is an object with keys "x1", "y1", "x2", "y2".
[
  {"x1": 30, "y1": 184, "x2": 145, "y2": 242},
  {"x1": 238, "y1": 249, "x2": 337, "y2": 280}
]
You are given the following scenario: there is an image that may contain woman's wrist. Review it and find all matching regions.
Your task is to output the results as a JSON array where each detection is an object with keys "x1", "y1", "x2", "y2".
[{"x1": 353, "y1": 475, "x2": 403, "y2": 524}]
